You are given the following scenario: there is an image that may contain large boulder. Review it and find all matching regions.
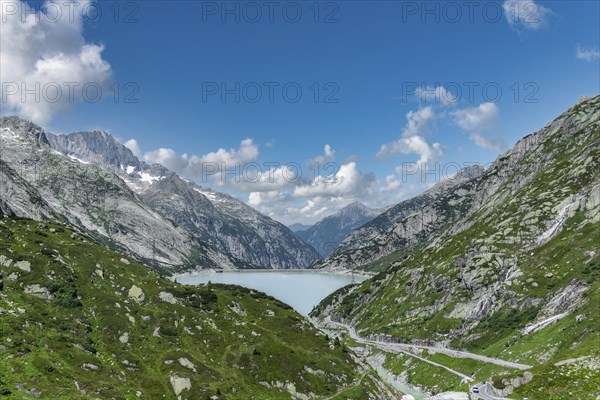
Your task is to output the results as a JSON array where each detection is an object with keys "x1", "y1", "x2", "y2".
[{"x1": 169, "y1": 375, "x2": 191, "y2": 396}]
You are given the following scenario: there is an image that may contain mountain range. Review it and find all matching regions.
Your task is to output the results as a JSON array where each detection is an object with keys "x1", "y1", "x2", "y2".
[
  {"x1": 0, "y1": 218, "x2": 394, "y2": 399},
  {"x1": 0, "y1": 117, "x2": 320, "y2": 271},
  {"x1": 288, "y1": 223, "x2": 312, "y2": 233},
  {"x1": 297, "y1": 202, "x2": 382, "y2": 257},
  {"x1": 0, "y1": 96, "x2": 598, "y2": 398},
  {"x1": 311, "y1": 95, "x2": 600, "y2": 398}
]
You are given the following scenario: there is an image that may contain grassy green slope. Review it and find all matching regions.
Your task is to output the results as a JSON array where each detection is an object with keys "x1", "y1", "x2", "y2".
[
  {"x1": 0, "y1": 218, "x2": 389, "y2": 399},
  {"x1": 312, "y1": 97, "x2": 600, "y2": 399}
]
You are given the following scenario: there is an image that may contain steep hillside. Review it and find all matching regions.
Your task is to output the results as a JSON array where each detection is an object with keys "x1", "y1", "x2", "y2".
[
  {"x1": 298, "y1": 202, "x2": 381, "y2": 257},
  {"x1": 47, "y1": 130, "x2": 320, "y2": 269},
  {"x1": 0, "y1": 218, "x2": 394, "y2": 399},
  {"x1": 289, "y1": 223, "x2": 312, "y2": 233},
  {"x1": 316, "y1": 166, "x2": 484, "y2": 271},
  {"x1": 312, "y1": 96, "x2": 600, "y2": 398},
  {"x1": 0, "y1": 117, "x2": 236, "y2": 271}
]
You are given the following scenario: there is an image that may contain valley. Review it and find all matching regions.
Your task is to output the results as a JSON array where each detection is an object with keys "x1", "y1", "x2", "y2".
[
  {"x1": 0, "y1": 0, "x2": 598, "y2": 392},
  {"x1": 1, "y1": 96, "x2": 599, "y2": 399}
]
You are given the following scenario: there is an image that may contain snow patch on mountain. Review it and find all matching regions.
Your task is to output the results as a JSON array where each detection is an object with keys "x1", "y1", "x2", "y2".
[
  {"x1": 67, "y1": 154, "x2": 90, "y2": 164},
  {"x1": 138, "y1": 171, "x2": 163, "y2": 184}
]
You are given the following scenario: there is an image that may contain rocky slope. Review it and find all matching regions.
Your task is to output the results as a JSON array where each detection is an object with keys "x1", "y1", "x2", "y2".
[
  {"x1": 47, "y1": 130, "x2": 320, "y2": 269},
  {"x1": 298, "y1": 202, "x2": 382, "y2": 257},
  {"x1": 0, "y1": 218, "x2": 395, "y2": 399},
  {"x1": 315, "y1": 166, "x2": 485, "y2": 271},
  {"x1": 0, "y1": 117, "x2": 236, "y2": 271},
  {"x1": 289, "y1": 223, "x2": 312, "y2": 233},
  {"x1": 312, "y1": 96, "x2": 600, "y2": 398}
]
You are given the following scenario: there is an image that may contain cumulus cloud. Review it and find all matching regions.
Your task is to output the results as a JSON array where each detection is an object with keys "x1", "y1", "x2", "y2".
[
  {"x1": 292, "y1": 162, "x2": 376, "y2": 199},
  {"x1": 379, "y1": 135, "x2": 443, "y2": 165},
  {"x1": 248, "y1": 190, "x2": 290, "y2": 208},
  {"x1": 376, "y1": 107, "x2": 442, "y2": 164},
  {"x1": 245, "y1": 159, "x2": 379, "y2": 224},
  {"x1": 142, "y1": 138, "x2": 259, "y2": 180},
  {"x1": 384, "y1": 175, "x2": 402, "y2": 191},
  {"x1": 143, "y1": 147, "x2": 190, "y2": 173},
  {"x1": 502, "y1": 0, "x2": 554, "y2": 33},
  {"x1": 123, "y1": 139, "x2": 141, "y2": 157},
  {"x1": 576, "y1": 45, "x2": 600, "y2": 62},
  {"x1": 0, "y1": 0, "x2": 112, "y2": 123},
  {"x1": 451, "y1": 103, "x2": 505, "y2": 150},
  {"x1": 193, "y1": 138, "x2": 258, "y2": 166},
  {"x1": 309, "y1": 144, "x2": 336, "y2": 166},
  {"x1": 250, "y1": 192, "x2": 366, "y2": 225},
  {"x1": 416, "y1": 86, "x2": 458, "y2": 106},
  {"x1": 232, "y1": 164, "x2": 305, "y2": 193},
  {"x1": 451, "y1": 102, "x2": 498, "y2": 132}
]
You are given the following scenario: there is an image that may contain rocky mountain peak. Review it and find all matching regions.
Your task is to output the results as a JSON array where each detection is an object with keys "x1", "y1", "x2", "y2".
[
  {"x1": 297, "y1": 202, "x2": 382, "y2": 257},
  {"x1": 0, "y1": 116, "x2": 50, "y2": 147},
  {"x1": 46, "y1": 130, "x2": 141, "y2": 172},
  {"x1": 43, "y1": 126, "x2": 320, "y2": 268}
]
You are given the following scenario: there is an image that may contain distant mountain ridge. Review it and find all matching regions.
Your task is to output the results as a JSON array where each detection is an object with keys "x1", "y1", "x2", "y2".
[
  {"x1": 311, "y1": 96, "x2": 600, "y2": 398},
  {"x1": 46, "y1": 129, "x2": 320, "y2": 269},
  {"x1": 288, "y1": 223, "x2": 312, "y2": 232},
  {"x1": 297, "y1": 202, "x2": 382, "y2": 257},
  {"x1": 315, "y1": 165, "x2": 485, "y2": 270},
  {"x1": 0, "y1": 116, "x2": 228, "y2": 270}
]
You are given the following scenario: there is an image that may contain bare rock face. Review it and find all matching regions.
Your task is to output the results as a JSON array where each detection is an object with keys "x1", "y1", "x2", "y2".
[
  {"x1": 169, "y1": 375, "x2": 191, "y2": 396},
  {"x1": 14, "y1": 261, "x2": 31, "y2": 272},
  {"x1": 297, "y1": 202, "x2": 382, "y2": 257},
  {"x1": 46, "y1": 129, "x2": 320, "y2": 269},
  {"x1": 0, "y1": 117, "x2": 239, "y2": 271},
  {"x1": 128, "y1": 285, "x2": 145, "y2": 303},
  {"x1": 312, "y1": 96, "x2": 600, "y2": 357},
  {"x1": 24, "y1": 284, "x2": 52, "y2": 300},
  {"x1": 316, "y1": 165, "x2": 484, "y2": 270},
  {"x1": 158, "y1": 292, "x2": 177, "y2": 304}
]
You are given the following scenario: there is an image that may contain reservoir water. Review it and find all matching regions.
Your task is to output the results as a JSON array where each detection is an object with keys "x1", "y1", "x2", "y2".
[{"x1": 174, "y1": 271, "x2": 368, "y2": 316}]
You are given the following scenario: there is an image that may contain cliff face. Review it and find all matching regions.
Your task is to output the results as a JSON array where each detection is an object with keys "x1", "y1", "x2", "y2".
[
  {"x1": 0, "y1": 117, "x2": 239, "y2": 270},
  {"x1": 46, "y1": 129, "x2": 320, "y2": 269},
  {"x1": 315, "y1": 165, "x2": 485, "y2": 272},
  {"x1": 297, "y1": 202, "x2": 381, "y2": 257}
]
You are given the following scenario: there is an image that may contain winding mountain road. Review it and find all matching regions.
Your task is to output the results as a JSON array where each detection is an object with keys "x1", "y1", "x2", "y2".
[
  {"x1": 471, "y1": 383, "x2": 513, "y2": 400},
  {"x1": 323, "y1": 321, "x2": 532, "y2": 371}
]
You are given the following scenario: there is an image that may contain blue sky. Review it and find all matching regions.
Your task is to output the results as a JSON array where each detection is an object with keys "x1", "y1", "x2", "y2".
[{"x1": 2, "y1": 0, "x2": 599, "y2": 224}]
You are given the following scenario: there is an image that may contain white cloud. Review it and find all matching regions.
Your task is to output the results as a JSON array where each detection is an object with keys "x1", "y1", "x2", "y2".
[
  {"x1": 193, "y1": 138, "x2": 258, "y2": 166},
  {"x1": 123, "y1": 139, "x2": 141, "y2": 157},
  {"x1": 292, "y1": 162, "x2": 376, "y2": 199},
  {"x1": 0, "y1": 0, "x2": 112, "y2": 123},
  {"x1": 142, "y1": 138, "x2": 259, "y2": 180},
  {"x1": 248, "y1": 190, "x2": 290, "y2": 208},
  {"x1": 451, "y1": 102, "x2": 498, "y2": 132},
  {"x1": 250, "y1": 193, "x2": 366, "y2": 225},
  {"x1": 245, "y1": 160, "x2": 379, "y2": 224},
  {"x1": 503, "y1": 0, "x2": 554, "y2": 33},
  {"x1": 143, "y1": 147, "x2": 189, "y2": 173},
  {"x1": 416, "y1": 86, "x2": 457, "y2": 106},
  {"x1": 233, "y1": 164, "x2": 304, "y2": 192},
  {"x1": 376, "y1": 107, "x2": 442, "y2": 164},
  {"x1": 576, "y1": 45, "x2": 600, "y2": 62},
  {"x1": 381, "y1": 135, "x2": 443, "y2": 165},
  {"x1": 451, "y1": 102, "x2": 505, "y2": 150},
  {"x1": 309, "y1": 144, "x2": 336, "y2": 166},
  {"x1": 402, "y1": 107, "x2": 435, "y2": 137},
  {"x1": 384, "y1": 175, "x2": 402, "y2": 191}
]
